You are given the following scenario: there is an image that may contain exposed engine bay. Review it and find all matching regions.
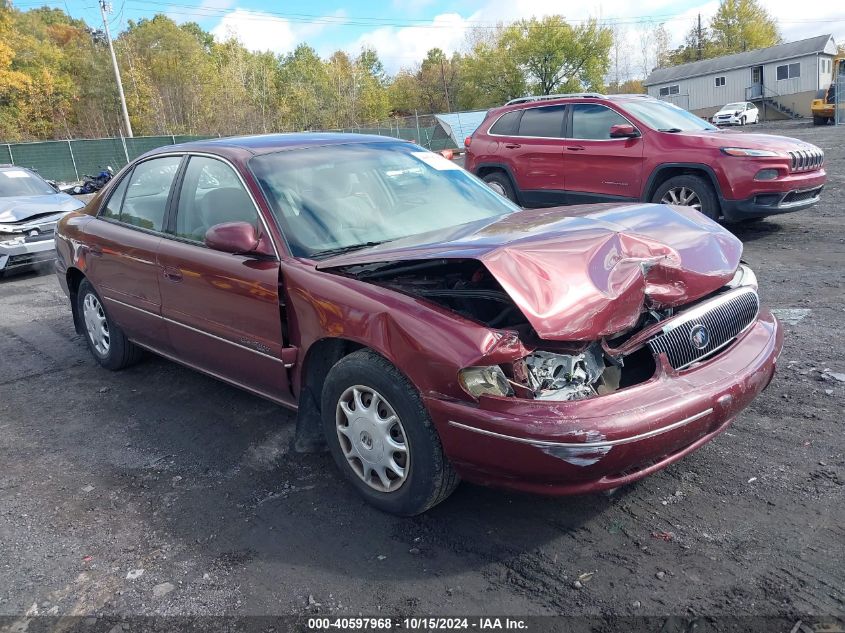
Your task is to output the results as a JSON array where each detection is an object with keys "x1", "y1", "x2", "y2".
[
  {"x1": 330, "y1": 258, "x2": 669, "y2": 402},
  {"x1": 329, "y1": 257, "x2": 756, "y2": 402}
]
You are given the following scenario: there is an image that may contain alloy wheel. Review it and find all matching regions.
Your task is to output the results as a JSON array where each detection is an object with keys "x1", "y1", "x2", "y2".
[
  {"x1": 82, "y1": 293, "x2": 110, "y2": 356},
  {"x1": 661, "y1": 186, "x2": 702, "y2": 211},
  {"x1": 335, "y1": 385, "x2": 409, "y2": 493},
  {"x1": 486, "y1": 181, "x2": 506, "y2": 197}
]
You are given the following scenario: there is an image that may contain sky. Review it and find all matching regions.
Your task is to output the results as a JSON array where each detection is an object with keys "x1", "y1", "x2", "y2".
[{"x1": 13, "y1": 0, "x2": 845, "y2": 76}]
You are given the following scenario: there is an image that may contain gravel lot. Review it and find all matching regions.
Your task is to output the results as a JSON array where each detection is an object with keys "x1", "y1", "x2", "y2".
[{"x1": 1, "y1": 120, "x2": 843, "y2": 627}]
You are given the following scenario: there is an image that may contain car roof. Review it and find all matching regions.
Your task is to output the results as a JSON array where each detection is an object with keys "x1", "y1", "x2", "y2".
[{"x1": 151, "y1": 132, "x2": 401, "y2": 158}]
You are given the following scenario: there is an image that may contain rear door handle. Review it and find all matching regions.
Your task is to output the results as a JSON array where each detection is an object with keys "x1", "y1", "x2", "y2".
[
  {"x1": 566, "y1": 146, "x2": 586, "y2": 151},
  {"x1": 504, "y1": 143, "x2": 522, "y2": 149},
  {"x1": 162, "y1": 266, "x2": 183, "y2": 282}
]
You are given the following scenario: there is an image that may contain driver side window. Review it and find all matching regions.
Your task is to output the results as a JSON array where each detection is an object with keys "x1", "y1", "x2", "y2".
[{"x1": 172, "y1": 156, "x2": 258, "y2": 243}]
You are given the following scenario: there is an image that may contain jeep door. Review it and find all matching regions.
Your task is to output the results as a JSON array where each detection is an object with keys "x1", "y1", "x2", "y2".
[{"x1": 563, "y1": 103, "x2": 645, "y2": 202}]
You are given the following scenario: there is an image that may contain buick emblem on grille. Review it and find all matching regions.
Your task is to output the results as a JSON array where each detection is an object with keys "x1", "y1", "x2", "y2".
[{"x1": 689, "y1": 324, "x2": 710, "y2": 350}]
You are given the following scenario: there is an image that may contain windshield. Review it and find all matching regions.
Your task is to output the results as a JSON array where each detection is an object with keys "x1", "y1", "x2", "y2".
[
  {"x1": 623, "y1": 100, "x2": 716, "y2": 132},
  {"x1": 0, "y1": 169, "x2": 56, "y2": 197},
  {"x1": 250, "y1": 142, "x2": 519, "y2": 258},
  {"x1": 723, "y1": 103, "x2": 745, "y2": 110}
]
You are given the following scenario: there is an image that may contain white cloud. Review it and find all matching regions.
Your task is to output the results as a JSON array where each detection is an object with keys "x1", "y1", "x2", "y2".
[
  {"x1": 350, "y1": 12, "x2": 480, "y2": 72},
  {"x1": 210, "y1": 8, "x2": 345, "y2": 55}
]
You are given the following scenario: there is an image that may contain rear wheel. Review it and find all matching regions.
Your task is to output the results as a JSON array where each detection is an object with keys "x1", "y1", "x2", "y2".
[
  {"x1": 78, "y1": 279, "x2": 142, "y2": 370},
  {"x1": 321, "y1": 349, "x2": 459, "y2": 515},
  {"x1": 652, "y1": 174, "x2": 720, "y2": 221},
  {"x1": 482, "y1": 171, "x2": 517, "y2": 203}
]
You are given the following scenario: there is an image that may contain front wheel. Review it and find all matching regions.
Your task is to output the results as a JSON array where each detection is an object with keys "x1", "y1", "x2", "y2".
[
  {"x1": 321, "y1": 350, "x2": 459, "y2": 515},
  {"x1": 78, "y1": 279, "x2": 142, "y2": 370},
  {"x1": 652, "y1": 174, "x2": 720, "y2": 221},
  {"x1": 813, "y1": 115, "x2": 826, "y2": 126}
]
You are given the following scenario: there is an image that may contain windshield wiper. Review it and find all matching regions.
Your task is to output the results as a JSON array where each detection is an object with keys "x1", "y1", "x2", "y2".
[
  {"x1": 657, "y1": 127, "x2": 683, "y2": 133},
  {"x1": 311, "y1": 241, "x2": 388, "y2": 259}
]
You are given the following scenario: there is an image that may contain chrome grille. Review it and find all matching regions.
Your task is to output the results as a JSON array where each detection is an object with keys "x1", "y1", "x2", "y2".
[
  {"x1": 647, "y1": 289, "x2": 760, "y2": 370},
  {"x1": 788, "y1": 148, "x2": 824, "y2": 172}
]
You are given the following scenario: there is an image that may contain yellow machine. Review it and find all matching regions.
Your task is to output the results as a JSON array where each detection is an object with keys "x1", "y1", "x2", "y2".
[{"x1": 813, "y1": 56, "x2": 844, "y2": 125}]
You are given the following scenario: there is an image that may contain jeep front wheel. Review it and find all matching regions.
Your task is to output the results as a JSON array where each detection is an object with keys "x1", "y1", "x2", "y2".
[{"x1": 653, "y1": 174, "x2": 720, "y2": 221}]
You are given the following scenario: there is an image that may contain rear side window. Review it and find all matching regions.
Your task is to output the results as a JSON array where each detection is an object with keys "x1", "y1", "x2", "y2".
[
  {"x1": 570, "y1": 104, "x2": 630, "y2": 140},
  {"x1": 489, "y1": 110, "x2": 521, "y2": 135},
  {"x1": 517, "y1": 106, "x2": 565, "y2": 137},
  {"x1": 117, "y1": 156, "x2": 182, "y2": 231},
  {"x1": 100, "y1": 175, "x2": 129, "y2": 220}
]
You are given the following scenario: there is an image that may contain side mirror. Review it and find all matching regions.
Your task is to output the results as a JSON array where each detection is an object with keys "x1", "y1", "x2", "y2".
[
  {"x1": 205, "y1": 221, "x2": 260, "y2": 255},
  {"x1": 609, "y1": 124, "x2": 640, "y2": 139}
]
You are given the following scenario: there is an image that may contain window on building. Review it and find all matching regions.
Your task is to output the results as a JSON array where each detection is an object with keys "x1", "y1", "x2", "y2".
[
  {"x1": 777, "y1": 63, "x2": 801, "y2": 80},
  {"x1": 659, "y1": 85, "x2": 680, "y2": 97},
  {"x1": 715, "y1": 76, "x2": 726, "y2": 87}
]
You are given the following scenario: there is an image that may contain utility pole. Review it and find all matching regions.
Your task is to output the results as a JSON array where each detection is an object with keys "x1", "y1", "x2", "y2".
[
  {"x1": 439, "y1": 57, "x2": 451, "y2": 113},
  {"x1": 696, "y1": 14, "x2": 703, "y2": 61},
  {"x1": 99, "y1": 0, "x2": 133, "y2": 137}
]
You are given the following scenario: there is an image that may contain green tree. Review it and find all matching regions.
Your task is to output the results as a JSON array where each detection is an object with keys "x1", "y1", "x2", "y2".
[
  {"x1": 709, "y1": 0, "x2": 781, "y2": 53},
  {"x1": 502, "y1": 16, "x2": 612, "y2": 95}
]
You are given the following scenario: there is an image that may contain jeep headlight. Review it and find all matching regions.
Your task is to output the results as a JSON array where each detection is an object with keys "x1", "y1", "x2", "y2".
[
  {"x1": 458, "y1": 366, "x2": 513, "y2": 398},
  {"x1": 727, "y1": 263, "x2": 758, "y2": 291}
]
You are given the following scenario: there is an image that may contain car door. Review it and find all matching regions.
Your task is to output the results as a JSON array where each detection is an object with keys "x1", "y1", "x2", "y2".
[
  {"x1": 563, "y1": 103, "x2": 645, "y2": 202},
  {"x1": 502, "y1": 105, "x2": 566, "y2": 206},
  {"x1": 83, "y1": 155, "x2": 183, "y2": 350},
  {"x1": 157, "y1": 154, "x2": 292, "y2": 403}
]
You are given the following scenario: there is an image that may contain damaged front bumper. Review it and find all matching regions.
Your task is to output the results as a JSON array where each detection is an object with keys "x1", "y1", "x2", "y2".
[
  {"x1": 428, "y1": 309, "x2": 783, "y2": 495},
  {"x1": 0, "y1": 221, "x2": 62, "y2": 274}
]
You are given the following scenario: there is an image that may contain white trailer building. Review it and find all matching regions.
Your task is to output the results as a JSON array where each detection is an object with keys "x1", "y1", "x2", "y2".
[{"x1": 644, "y1": 35, "x2": 839, "y2": 120}]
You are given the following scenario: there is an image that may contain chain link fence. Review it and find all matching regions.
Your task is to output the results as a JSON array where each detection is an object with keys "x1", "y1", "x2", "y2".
[
  {"x1": 1, "y1": 114, "x2": 459, "y2": 183},
  {"x1": 315, "y1": 113, "x2": 454, "y2": 151}
]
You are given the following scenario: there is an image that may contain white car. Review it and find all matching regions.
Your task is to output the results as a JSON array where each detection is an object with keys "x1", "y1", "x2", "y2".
[
  {"x1": 0, "y1": 165, "x2": 85, "y2": 277},
  {"x1": 712, "y1": 102, "x2": 759, "y2": 126}
]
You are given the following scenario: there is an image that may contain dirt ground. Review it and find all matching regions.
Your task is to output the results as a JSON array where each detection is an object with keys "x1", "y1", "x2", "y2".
[{"x1": 1, "y1": 120, "x2": 843, "y2": 628}]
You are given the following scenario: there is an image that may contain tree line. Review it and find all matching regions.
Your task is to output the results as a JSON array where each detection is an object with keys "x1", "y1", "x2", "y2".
[{"x1": 0, "y1": 0, "x2": 809, "y2": 142}]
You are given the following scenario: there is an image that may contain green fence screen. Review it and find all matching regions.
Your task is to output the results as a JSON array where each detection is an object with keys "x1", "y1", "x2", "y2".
[
  {"x1": 2, "y1": 135, "x2": 211, "y2": 183},
  {"x1": 3, "y1": 127, "x2": 458, "y2": 183}
]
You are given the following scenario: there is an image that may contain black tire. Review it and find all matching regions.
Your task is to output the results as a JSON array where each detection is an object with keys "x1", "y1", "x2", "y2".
[
  {"x1": 77, "y1": 279, "x2": 142, "y2": 370},
  {"x1": 321, "y1": 349, "x2": 459, "y2": 516},
  {"x1": 652, "y1": 174, "x2": 720, "y2": 221},
  {"x1": 482, "y1": 171, "x2": 517, "y2": 203},
  {"x1": 740, "y1": 116, "x2": 746, "y2": 126},
  {"x1": 813, "y1": 115, "x2": 825, "y2": 126}
]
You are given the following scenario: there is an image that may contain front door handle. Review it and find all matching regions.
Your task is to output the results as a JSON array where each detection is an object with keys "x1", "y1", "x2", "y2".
[
  {"x1": 504, "y1": 143, "x2": 522, "y2": 149},
  {"x1": 566, "y1": 145, "x2": 586, "y2": 151},
  {"x1": 162, "y1": 266, "x2": 183, "y2": 282}
]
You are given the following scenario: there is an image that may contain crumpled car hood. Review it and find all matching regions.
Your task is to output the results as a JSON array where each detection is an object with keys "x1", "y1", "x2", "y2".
[
  {"x1": 319, "y1": 203, "x2": 743, "y2": 340},
  {"x1": 0, "y1": 193, "x2": 85, "y2": 224}
]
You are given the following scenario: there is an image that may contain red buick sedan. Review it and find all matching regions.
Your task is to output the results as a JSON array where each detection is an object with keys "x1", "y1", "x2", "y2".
[{"x1": 55, "y1": 134, "x2": 783, "y2": 515}]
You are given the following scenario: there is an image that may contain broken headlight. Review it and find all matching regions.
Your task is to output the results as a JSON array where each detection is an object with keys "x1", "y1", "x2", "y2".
[
  {"x1": 726, "y1": 263, "x2": 758, "y2": 291},
  {"x1": 458, "y1": 365, "x2": 513, "y2": 398}
]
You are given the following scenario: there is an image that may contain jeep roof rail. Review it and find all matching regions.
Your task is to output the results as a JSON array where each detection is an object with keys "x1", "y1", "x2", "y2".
[{"x1": 505, "y1": 93, "x2": 606, "y2": 105}]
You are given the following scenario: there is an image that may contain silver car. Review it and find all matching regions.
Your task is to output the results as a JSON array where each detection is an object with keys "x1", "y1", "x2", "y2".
[{"x1": 0, "y1": 165, "x2": 85, "y2": 277}]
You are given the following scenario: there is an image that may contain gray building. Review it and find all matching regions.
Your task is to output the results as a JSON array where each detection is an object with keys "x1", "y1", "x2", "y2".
[{"x1": 644, "y1": 35, "x2": 839, "y2": 120}]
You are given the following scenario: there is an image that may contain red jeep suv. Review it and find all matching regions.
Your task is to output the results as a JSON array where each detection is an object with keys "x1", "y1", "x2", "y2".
[{"x1": 464, "y1": 94, "x2": 825, "y2": 221}]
